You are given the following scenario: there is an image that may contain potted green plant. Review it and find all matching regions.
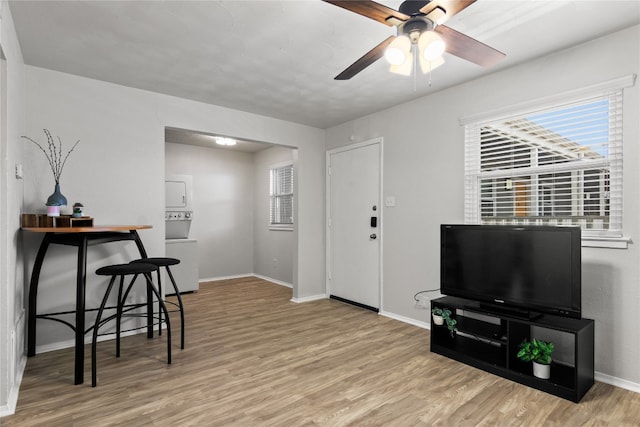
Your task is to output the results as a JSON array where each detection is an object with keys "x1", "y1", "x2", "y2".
[
  {"x1": 517, "y1": 338, "x2": 554, "y2": 379},
  {"x1": 431, "y1": 307, "x2": 457, "y2": 338}
]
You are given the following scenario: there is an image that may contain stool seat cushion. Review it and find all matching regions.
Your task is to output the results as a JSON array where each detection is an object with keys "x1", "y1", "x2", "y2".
[
  {"x1": 131, "y1": 257, "x2": 180, "y2": 267},
  {"x1": 96, "y1": 262, "x2": 158, "y2": 276}
]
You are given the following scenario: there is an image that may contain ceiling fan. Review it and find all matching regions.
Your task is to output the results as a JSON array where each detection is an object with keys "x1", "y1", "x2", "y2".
[{"x1": 323, "y1": 0, "x2": 505, "y2": 80}]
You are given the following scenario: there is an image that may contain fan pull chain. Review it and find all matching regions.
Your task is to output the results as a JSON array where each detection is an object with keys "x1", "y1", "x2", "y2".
[{"x1": 413, "y1": 44, "x2": 418, "y2": 92}]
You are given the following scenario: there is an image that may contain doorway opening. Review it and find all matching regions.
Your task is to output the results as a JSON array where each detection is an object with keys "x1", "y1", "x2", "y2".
[{"x1": 164, "y1": 127, "x2": 298, "y2": 293}]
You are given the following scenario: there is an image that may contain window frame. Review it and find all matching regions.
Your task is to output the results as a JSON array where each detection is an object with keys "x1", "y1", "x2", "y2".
[
  {"x1": 460, "y1": 75, "x2": 635, "y2": 248},
  {"x1": 269, "y1": 161, "x2": 294, "y2": 231}
]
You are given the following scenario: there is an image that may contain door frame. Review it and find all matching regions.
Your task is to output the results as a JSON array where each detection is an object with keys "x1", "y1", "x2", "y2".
[{"x1": 325, "y1": 137, "x2": 384, "y2": 310}]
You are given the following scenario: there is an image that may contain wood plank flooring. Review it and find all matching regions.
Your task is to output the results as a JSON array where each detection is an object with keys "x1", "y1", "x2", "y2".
[{"x1": 2, "y1": 277, "x2": 639, "y2": 426}]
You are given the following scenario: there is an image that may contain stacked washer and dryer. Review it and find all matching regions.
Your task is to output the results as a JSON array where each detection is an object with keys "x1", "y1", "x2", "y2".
[{"x1": 165, "y1": 175, "x2": 199, "y2": 293}]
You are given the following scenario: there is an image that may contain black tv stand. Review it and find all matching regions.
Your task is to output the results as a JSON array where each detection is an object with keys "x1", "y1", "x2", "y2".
[
  {"x1": 431, "y1": 296, "x2": 594, "y2": 402},
  {"x1": 472, "y1": 302, "x2": 543, "y2": 321}
]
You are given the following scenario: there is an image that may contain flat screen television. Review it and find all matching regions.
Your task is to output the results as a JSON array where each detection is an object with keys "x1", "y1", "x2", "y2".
[{"x1": 440, "y1": 224, "x2": 582, "y2": 319}]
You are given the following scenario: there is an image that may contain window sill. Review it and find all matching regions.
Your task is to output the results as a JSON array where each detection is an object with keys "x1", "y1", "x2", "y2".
[
  {"x1": 269, "y1": 225, "x2": 294, "y2": 232},
  {"x1": 582, "y1": 236, "x2": 631, "y2": 249}
]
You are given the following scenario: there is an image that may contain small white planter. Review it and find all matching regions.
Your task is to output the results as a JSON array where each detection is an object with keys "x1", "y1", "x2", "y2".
[
  {"x1": 533, "y1": 361, "x2": 551, "y2": 379},
  {"x1": 46, "y1": 205, "x2": 60, "y2": 217},
  {"x1": 432, "y1": 314, "x2": 444, "y2": 326}
]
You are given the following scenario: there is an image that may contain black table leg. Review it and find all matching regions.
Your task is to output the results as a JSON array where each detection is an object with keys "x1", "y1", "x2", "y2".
[
  {"x1": 132, "y1": 230, "x2": 148, "y2": 258},
  {"x1": 132, "y1": 230, "x2": 154, "y2": 337},
  {"x1": 74, "y1": 235, "x2": 88, "y2": 385},
  {"x1": 27, "y1": 233, "x2": 53, "y2": 357}
]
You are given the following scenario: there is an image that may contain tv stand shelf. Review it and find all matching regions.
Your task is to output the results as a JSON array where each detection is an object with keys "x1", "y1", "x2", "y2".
[{"x1": 430, "y1": 296, "x2": 594, "y2": 403}]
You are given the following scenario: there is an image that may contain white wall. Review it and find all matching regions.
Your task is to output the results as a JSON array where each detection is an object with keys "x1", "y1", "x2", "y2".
[
  {"x1": 22, "y1": 65, "x2": 325, "y2": 350},
  {"x1": 326, "y1": 25, "x2": 640, "y2": 388},
  {"x1": 165, "y1": 142, "x2": 255, "y2": 279},
  {"x1": 253, "y1": 146, "x2": 295, "y2": 284},
  {"x1": 165, "y1": 142, "x2": 295, "y2": 284},
  {"x1": 0, "y1": 0, "x2": 26, "y2": 415}
]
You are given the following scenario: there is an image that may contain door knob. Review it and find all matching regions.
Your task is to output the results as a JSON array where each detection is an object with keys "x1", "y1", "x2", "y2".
[{"x1": 370, "y1": 234, "x2": 377, "y2": 239}]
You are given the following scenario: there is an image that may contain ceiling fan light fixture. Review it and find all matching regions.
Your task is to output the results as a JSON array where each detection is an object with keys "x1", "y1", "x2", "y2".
[
  {"x1": 419, "y1": 31, "x2": 446, "y2": 61},
  {"x1": 214, "y1": 136, "x2": 237, "y2": 146},
  {"x1": 389, "y1": 50, "x2": 414, "y2": 76},
  {"x1": 384, "y1": 35, "x2": 411, "y2": 66}
]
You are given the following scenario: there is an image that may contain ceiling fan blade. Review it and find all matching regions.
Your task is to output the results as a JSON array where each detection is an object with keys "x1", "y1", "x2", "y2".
[
  {"x1": 436, "y1": 25, "x2": 505, "y2": 67},
  {"x1": 334, "y1": 36, "x2": 395, "y2": 80},
  {"x1": 323, "y1": 0, "x2": 409, "y2": 26},
  {"x1": 419, "y1": 0, "x2": 476, "y2": 24}
]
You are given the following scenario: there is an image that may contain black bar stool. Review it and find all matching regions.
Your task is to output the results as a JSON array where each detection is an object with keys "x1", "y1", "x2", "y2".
[
  {"x1": 130, "y1": 257, "x2": 185, "y2": 349},
  {"x1": 92, "y1": 262, "x2": 171, "y2": 387}
]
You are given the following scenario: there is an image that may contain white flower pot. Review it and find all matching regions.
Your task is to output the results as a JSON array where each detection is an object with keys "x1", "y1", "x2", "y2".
[
  {"x1": 432, "y1": 314, "x2": 444, "y2": 326},
  {"x1": 533, "y1": 361, "x2": 551, "y2": 379},
  {"x1": 46, "y1": 205, "x2": 60, "y2": 217}
]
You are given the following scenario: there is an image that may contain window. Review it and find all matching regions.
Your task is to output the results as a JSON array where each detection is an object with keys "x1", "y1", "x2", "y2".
[
  {"x1": 270, "y1": 163, "x2": 293, "y2": 228},
  {"x1": 464, "y1": 82, "x2": 630, "y2": 239}
]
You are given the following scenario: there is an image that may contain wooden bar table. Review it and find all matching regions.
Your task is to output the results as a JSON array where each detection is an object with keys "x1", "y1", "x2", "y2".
[{"x1": 23, "y1": 225, "x2": 152, "y2": 385}]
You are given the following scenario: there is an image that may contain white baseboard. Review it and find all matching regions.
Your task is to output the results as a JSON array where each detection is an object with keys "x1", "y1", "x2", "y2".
[
  {"x1": 0, "y1": 346, "x2": 26, "y2": 417},
  {"x1": 0, "y1": 311, "x2": 28, "y2": 417},
  {"x1": 595, "y1": 371, "x2": 640, "y2": 394},
  {"x1": 35, "y1": 328, "x2": 145, "y2": 355},
  {"x1": 380, "y1": 310, "x2": 431, "y2": 330},
  {"x1": 200, "y1": 273, "x2": 293, "y2": 289},
  {"x1": 35, "y1": 338, "x2": 76, "y2": 355},
  {"x1": 199, "y1": 273, "x2": 254, "y2": 283},
  {"x1": 291, "y1": 294, "x2": 327, "y2": 303},
  {"x1": 199, "y1": 273, "x2": 322, "y2": 302},
  {"x1": 252, "y1": 274, "x2": 292, "y2": 288}
]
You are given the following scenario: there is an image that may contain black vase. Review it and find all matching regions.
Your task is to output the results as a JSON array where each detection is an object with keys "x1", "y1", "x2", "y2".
[{"x1": 46, "y1": 183, "x2": 67, "y2": 207}]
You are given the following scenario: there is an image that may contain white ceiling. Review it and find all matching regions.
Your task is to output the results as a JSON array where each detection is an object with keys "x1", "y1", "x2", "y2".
[
  {"x1": 9, "y1": 1, "x2": 640, "y2": 130},
  {"x1": 165, "y1": 127, "x2": 275, "y2": 153}
]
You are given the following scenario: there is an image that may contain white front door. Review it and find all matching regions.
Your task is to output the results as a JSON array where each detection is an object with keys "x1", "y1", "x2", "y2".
[{"x1": 327, "y1": 139, "x2": 381, "y2": 310}]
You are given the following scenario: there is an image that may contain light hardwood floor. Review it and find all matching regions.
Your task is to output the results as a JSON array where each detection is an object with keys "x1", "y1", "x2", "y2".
[{"x1": 2, "y1": 277, "x2": 639, "y2": 426}]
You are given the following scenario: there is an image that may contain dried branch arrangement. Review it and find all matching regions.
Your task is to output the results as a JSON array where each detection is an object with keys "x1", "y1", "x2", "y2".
[{"x1": 22, "y1": 129, "x2": 80, "y2": 183}]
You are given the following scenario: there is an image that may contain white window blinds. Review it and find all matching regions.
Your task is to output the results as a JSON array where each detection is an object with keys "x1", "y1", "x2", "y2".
[
  {"x1": 465, "y1": 90, "x2": 624, "y2": 238},
  {"x1": 270, "y1": 163, "x2": 294, "y2": 226}
]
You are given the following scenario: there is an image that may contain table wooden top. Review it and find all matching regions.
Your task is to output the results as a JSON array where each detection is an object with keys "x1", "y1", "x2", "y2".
[{"x1": 22, "y1": 225, "x2": 152, "y2": 233}]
